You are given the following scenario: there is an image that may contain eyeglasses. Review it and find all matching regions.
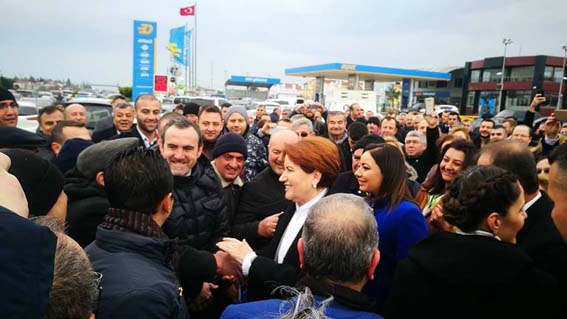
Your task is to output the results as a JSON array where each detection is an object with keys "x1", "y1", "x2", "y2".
[
  {"x1": 537, "y1": 168, "x2": 550, "y2": 174},
  {"x1": 92, "y1": 272, "x2": 103, "y2": 315},
  {"x1": 297, "y1": 132, "x2": 309, "y2": 137}
]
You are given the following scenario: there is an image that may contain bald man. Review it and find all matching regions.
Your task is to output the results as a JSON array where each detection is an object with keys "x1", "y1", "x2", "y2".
[
  {"x1": 64, "y1": 104, "x2": 87, "y2": 124},
  {"x1": 232, "y1": 128, "x2": 299, "y2": 250}
]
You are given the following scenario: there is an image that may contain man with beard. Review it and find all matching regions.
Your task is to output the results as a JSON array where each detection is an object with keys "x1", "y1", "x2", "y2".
[
  {"x1": 120, "y1": 94, "x2": 160, "y2": 149},
  {"x1": 231, "y1": 128, "x2": 298, "y2": 250},
  {"x1": 347, "y1": 103, "x2": 363, "y2": 128},
  {"x1": 291, "y1": 102, "x2": 326, "y2": 136},
  {"x1": 159, "y1": 116, "x2": 238, "y2": 317},
  {"x1": 473, "y1": 119, "x2": 494, "y2": 148},
  {"x1": 198, "y1": 105, "x2": 224, "y2": 159}
]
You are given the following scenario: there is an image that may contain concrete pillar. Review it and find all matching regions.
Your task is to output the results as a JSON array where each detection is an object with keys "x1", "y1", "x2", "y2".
[
  {"x1": 315, "y1": 76, "x2": 325, "y2": 105},
  {"x1": 364, "y1": 80, "x2": 374, "y2": 91},
  {"x1": 407, "y1": 78, "x2": 415, "y2": 107},
  {"x1": 348, "y1": 74, "x2": 360, "y2": 90}
]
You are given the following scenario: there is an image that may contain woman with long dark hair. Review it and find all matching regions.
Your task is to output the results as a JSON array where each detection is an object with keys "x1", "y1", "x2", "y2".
[{"x1": 354, "y1": 143, "x2": 428, "y2": 313}]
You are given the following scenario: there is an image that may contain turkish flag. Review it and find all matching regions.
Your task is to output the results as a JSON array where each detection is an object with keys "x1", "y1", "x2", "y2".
[{"x1": 180, "y1": 5, "x2": 195, "y2": 16}]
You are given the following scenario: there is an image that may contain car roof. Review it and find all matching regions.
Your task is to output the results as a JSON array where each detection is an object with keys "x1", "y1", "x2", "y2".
[{"x1": 66, "y1": 98, "x2": 112, "y2": 106}]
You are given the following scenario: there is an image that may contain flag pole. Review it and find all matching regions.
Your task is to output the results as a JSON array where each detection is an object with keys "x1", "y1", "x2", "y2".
[
  {"x1": 184, "y1": 22, "x2": 189, "y2": 94},
  {"x1": 193, "y1": 0, "x2": 197, "y2": 92}
]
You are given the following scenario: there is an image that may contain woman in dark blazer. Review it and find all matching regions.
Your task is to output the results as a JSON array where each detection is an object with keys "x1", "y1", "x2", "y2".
[
  {"x1": 218, "y1": 136, "x2": 341, "y2": 301},
  {"x1": 385, "y1": 166, "x2": 559, "y2": 319}
]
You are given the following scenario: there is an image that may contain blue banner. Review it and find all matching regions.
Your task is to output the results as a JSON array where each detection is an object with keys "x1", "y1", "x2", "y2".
[
  {"x1": 132, "y1": 20, "x2": 157, "y2": 100},
  {"x1": 169, "y1": 26, "x2": 191, "y2": 66},
  {"x1": 229, "y1": 75, "x2": 281, "y2": 85}
]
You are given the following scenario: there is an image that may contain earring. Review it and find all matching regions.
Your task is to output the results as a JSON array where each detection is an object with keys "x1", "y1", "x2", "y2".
[{"x1": 312, "y1": 182, "x2": 317, "y2": 189}]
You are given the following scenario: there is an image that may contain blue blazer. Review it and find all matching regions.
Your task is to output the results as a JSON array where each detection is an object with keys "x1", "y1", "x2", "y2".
[{"x1": 363, "y1": 199, "x2": 428, "y2": 313}]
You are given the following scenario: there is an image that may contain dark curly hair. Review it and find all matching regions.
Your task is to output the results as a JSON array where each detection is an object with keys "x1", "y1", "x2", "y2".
[{"x1": 442, "y1": 166, "x2": 521, "y2": 232}]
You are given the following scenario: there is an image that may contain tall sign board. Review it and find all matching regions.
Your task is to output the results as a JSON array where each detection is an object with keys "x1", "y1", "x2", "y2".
[{"x1": 132, "y1": 20, "x2": 157, "y2": 100}]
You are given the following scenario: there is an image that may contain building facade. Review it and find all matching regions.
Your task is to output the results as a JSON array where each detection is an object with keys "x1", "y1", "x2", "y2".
[{"x1": 462, "y1": 55, "x2": 566, "y2": 114}]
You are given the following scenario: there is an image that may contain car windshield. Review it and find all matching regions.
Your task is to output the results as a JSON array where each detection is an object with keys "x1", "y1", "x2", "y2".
[{"x1": 18, "y1": 106, "x2": 37, "y2": 116}]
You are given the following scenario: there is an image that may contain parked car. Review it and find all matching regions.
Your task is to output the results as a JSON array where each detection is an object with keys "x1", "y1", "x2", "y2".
[
  {"x1": 16, "y1": 101, "x2": 39, "y2": 133},
  {"x1": 172, "y1": 96, "x2": 229, "y2": 108},
  {"x1": 246, "y1": 101, "x2": 281, "y2": 114},
  {"x1": 65, "y1": 98, "x2": 112, "y2": 130},
  {"x1": 435, "y1": 104, "x2": 459, "y2": 114}
]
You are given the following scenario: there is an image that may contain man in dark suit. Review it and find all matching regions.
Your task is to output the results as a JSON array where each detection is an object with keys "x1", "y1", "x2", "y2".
[
  {"x1": 549, "y1": 144, "x2": 567, "y2": 241},
  {"x1": 91, "y1": 103, "x2": 135, "y2": 143},
  {"x1": 115, "y1": 94, "x2": 160, "y2": 149},
  {"x1": 478, "y1": 141, "x2": 567, "y2": 287}
]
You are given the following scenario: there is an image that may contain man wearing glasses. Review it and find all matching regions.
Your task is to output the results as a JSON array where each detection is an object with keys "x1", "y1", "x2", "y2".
[{"x1": 0, "y1": 88, "x2": 18, "y2": 127}]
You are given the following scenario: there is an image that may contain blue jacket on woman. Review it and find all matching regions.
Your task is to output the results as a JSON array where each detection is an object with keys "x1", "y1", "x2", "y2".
[{"x1": 363, "y1": 199, "x2": 428, "y2": 313}]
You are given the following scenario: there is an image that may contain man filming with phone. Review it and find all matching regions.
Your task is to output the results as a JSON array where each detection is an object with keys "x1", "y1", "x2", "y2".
[{"x1": 524, "y1": 93, "x2": 566, "y2": 156}]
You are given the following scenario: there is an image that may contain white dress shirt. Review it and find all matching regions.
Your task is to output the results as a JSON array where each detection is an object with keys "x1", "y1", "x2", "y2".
[
  {"x1": 241, "y1": 188, "x2": 327, "y2": 275},
  {"x1": 136, "y1": 125, "x2": 157, "y2": 149},
  {"x1": 523, "y1": 191, "x2": 542, "y2": 212}
]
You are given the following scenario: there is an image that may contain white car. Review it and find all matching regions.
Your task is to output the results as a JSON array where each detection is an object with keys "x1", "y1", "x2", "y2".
[
  {"x1": 435, "y1": 104, "x2": 459, "y2": 114},
  {"x1": 172, "y1": 96, "x2": 229, "y2": 108},
  {"x1": 16, "y1": 101, "x2": 39, "y2": 133},
  {"x1": 247, "y1": 101, "x2": 281, "y2": 114}
]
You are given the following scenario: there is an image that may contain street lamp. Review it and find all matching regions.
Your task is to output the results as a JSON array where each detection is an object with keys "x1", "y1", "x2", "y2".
[
  {"x1": 557, "y1": 45, "x2": 567, "y2": 109},
  {"x1": 497, "y1": 38, "x2": 513, "y2": 113}
]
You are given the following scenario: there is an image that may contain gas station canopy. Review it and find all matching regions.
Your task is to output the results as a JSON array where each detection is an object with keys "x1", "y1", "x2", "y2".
[
  {"x1": 225, "y1": 75, "x2": 281, "y2": 88},
  {"x1": 285, "y1": 63, "x2": 451, "y2": 82}
]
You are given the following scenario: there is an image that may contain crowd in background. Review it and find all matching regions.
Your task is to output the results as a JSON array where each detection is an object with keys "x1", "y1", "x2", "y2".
[{"x1": 2, "y1": 85, "x2": 567, "y2": 319}]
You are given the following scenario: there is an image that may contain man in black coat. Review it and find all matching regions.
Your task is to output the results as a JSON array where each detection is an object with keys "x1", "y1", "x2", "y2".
[
  {"x1": 0, "y1": 151, "x2": 57, "y2": 319},
  {"x1": 91, "y1": 103, "x2": 135, "y2": 143},
  {"x1": 232, "y1": 128, "x2": 298, "y2": 250},
  {"x1": 211, "y1": 133, "x2": 247, "y2": 225},
  {"x1": 159, "y1": 117, "x2": 240, "y2": 315},
  {"x1": 64, "y1": 137, "x2": 139, "y2": 247},
  {"x1": 160, "y1": 118, "x2": 229, "y2": 251},
  {"x1": 405, "y1": 116, "x2": 440, "y2": 183}
]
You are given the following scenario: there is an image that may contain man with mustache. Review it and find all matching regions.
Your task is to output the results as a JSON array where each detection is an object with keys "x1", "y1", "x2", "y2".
[
  {"x1": 91, "y1": 103, "x2": 135, "y2": 143},
  {"x1": 159, "y1": 116, "x2": 239, "y2": 316},
  {"x1": 211, "y1": 133, "x2": 247, "y2": 226}
]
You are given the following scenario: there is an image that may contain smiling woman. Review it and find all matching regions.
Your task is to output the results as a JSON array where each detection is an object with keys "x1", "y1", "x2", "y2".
[
  {"x1": 216, "y1": 136, "x2": 340, "y2": 301},
  {"x1": 415, "y1": 139, "x2": 477, "y2": 231},
  {"x1": 353, "y1": 144, "x2": 428, "y2": 313}
]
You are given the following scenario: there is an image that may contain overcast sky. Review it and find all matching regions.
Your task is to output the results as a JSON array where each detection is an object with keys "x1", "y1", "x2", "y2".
[{"x1": 1, "y1": 0, "x2": 566, "y2": 89}]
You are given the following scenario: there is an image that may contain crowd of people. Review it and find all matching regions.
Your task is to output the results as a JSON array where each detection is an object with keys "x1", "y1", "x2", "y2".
[{"x1": 1, "y1": 85, "x2": 567, "y2": 318}]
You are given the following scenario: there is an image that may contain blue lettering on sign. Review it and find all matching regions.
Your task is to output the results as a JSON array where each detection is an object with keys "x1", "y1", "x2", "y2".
[
  {"x1": 230, "y1": 75, "x2": 281, "y2": 85},
  {"x1": 133, "y1": 20, "x2": 157, "y2": 100}
]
